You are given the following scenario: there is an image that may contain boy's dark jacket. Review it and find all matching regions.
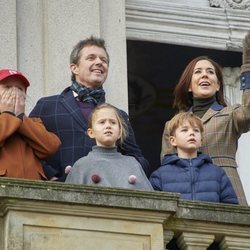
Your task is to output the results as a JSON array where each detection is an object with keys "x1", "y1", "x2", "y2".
[{"x1": 149, "y1": 153, "x2": 238, "y2": 204}]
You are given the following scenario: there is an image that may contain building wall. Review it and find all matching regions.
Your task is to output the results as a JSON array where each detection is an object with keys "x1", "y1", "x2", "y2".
[{"x1": 0, "y1": 0, "x2": 128, "y2": 112}]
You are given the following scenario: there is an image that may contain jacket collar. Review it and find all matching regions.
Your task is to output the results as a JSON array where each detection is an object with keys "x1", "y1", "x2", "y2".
[
  {"x1": 189, "y1": 100, "x2": 223, "y2": 112},
  {"x1": 59, "y1": 87, "x2": 105, "y2": 129},
  {"x1": 210, "y1": 101, "x2": 224, "y2": 111},
  {"x1": 189, "y1": 100, "x2": 224, "y2": 123},
  {"x1": 162, "y1": 152, "x2": 212, "y2": 168}
]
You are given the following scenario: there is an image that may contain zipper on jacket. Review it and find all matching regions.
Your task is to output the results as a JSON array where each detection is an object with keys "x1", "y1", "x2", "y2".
[{"x1": 189, "y1": 159, "x2": 195, "y2": 200}]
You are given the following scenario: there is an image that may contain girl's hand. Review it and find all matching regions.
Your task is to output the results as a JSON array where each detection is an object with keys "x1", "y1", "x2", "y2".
[{"x1": 0, "y1": 88, "x2": 16, "y2": 113}]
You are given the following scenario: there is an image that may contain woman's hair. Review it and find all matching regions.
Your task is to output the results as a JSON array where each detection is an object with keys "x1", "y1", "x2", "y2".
[
  {"x1": 88, "y1": 103, "x2": 128, "y2": 144},
  {"x1": 173, "y1": 56, "x2": 227, "y2": 111},
  {"x1": 167, "y1": 112, "x2": 204, "y2": 137}
]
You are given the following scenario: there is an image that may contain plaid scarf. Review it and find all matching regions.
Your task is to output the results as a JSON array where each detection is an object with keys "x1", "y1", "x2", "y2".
[{"x1": 70, "y1": 81, "x2": 105, "y2": 105}]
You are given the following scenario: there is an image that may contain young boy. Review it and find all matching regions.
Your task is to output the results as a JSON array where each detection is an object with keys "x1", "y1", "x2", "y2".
[{"x1": 150, "y1": 112, "x2": 238, "y2": 204}]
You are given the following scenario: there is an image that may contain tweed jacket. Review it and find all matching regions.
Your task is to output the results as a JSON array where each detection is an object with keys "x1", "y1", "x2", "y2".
[
  {"x1": 161, "y1": 73, "x2": 250, "y2": 205},
  {"x1": 150, "y1": 153, "x2": 238, "y2": 204},
  {"x1": 161, "y1": 85, "x2": 250, "y2": 168},
  {"x1": 30, "y1": 87, "x2": 150, "y2": 181},
  {"x1": 0, "y1": 113, "x2": 61, "y2": 180},
  {"x1": 66, "y1": 146, "x2": 153, "y2": 191}
]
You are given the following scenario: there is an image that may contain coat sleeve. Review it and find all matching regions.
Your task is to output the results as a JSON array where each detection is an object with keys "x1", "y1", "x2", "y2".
[
  {"x1": 231, "y1": 72, "x2": 250, "y2": 134},
  {"x1": 29, "y1": 97, "x2": 63, "y2": 180},
  {"x1": 0, "y1": 113, "x2": 21, "y2": 146},
  {"x1": 41, "y1": 160, "x2": 59, "y2": 180},
  {"x1": 227, "y1": 34, "x2": 250, "y2": 134},
  {"x1": 17, "y1": 115, "x2": 61, "y2": 159},
  {"x1": 118, "y1": 110, "x2": 151, "y2": 176},
  {"x1": 220, "y1": 169, "x2": 239, "y2": 204},
  {"x1": 149, "y1": 169, "x2": 163, "y2": 191}
]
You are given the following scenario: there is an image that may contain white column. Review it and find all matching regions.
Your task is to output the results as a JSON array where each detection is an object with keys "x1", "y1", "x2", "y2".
[
  {"x1": 0, "y1": 0, "x2": 18, "y2": 68},
  {"x1": 99, "y1": 0, "x2": 128, "y2": 112},
  {"x1": 177, "y1": 232, "x2": 215, "y2": 250},
  {"x1": 1, "y1": 0, "x2": 128, "y2": 113},
  {"x1": 220, "y1": 236, "x2": 250, "y2": 249},
  {"x1": 16, "y1": 0, "x2": 45, "y2": 113}
]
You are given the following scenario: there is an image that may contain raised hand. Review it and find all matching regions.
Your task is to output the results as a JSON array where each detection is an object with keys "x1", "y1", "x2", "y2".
[
  {"x1": 0, "y1": 88, "x2": 16, "y2": 114},
  {"x1": 14, "y1": 87, "x2": 25, "y2": 116},
  {"x1": 242, "y1": 31, "x2": 250, "y2": 73}
]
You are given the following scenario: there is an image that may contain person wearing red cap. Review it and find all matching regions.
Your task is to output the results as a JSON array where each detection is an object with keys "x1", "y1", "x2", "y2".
[{"x1": 0, "y1": 69, "x2": 61, "y2": 180}]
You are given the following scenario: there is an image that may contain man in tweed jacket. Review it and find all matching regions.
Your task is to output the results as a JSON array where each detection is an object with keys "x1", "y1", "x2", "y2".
[
  {"x1": 161, "y1": 32, "x2": 250, "y2": 205},
  {"x1": 30, "y1": 36, "x2": 150, "y2": 181}
]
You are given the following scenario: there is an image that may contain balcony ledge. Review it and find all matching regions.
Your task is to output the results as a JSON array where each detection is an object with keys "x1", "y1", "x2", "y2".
[{"x1": 0, "y1": 178, "x2": 249, "y2": 249}]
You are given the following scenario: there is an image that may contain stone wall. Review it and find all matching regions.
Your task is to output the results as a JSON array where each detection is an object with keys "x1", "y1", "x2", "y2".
[{"x1": 0, "y1": 178, "x2": 250, "y2": 249}]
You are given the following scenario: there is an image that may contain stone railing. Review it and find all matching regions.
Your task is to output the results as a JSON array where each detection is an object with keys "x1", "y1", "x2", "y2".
[{"x1": 0, "y1": 178, "x2": 249, "y2": 250}]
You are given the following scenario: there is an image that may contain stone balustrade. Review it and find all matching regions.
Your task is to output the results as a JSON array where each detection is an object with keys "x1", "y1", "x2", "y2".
[{"x1": 0, "y1": 178, "x2": 249, "y2": 250}]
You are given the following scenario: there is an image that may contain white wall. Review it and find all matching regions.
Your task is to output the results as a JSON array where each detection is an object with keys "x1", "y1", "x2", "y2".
[
  {"x1": 0, "y1": 0, "x2": 128, "y2": 114},
  {"x1": 237, "y1": 134, "x2": 250, "y2": 204}
]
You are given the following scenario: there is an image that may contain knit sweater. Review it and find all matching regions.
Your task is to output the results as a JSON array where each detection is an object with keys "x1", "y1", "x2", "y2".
[{"x1": 66, "y1": 146, "x2": 153, "y2": 191}]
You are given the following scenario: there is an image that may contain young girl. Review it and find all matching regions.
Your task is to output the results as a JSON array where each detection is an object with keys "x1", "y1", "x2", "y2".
[
  {"x1": 0, "y1": 69, "x2": 61, "y2": 180},
  {"x1": 66, "y1": 103, "x2": 153, "y2": 190}
]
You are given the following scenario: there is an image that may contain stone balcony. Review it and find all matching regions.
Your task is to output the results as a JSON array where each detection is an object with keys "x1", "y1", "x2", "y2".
[{"x1": 0, "y1": 178, "x2": 249, "y2": 250}]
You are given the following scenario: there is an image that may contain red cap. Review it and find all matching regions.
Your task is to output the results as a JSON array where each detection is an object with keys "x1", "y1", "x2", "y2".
[{"x1": 0, "y1": 69, "x2": 30, "y2": 88}]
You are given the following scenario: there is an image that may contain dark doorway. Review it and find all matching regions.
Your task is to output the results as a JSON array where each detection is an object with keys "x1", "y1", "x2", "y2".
[{"x1": 127, "y1": 40, "x2": 241, "y2": 174}]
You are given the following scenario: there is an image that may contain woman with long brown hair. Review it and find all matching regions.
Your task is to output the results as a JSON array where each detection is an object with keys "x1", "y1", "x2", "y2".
[{"x1": 161, "y1": 32, "x2": 250, "y2": 205}]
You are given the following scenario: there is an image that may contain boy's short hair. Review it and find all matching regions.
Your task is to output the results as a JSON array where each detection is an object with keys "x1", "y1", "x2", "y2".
[{"x1": 167, "y1": 112, "x2": 204, "y2": 137}]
